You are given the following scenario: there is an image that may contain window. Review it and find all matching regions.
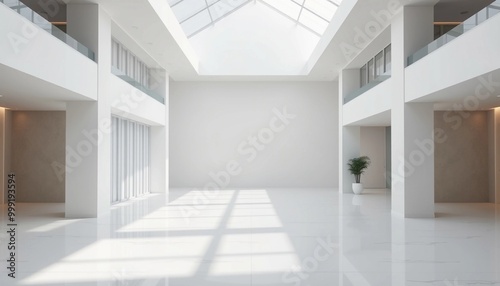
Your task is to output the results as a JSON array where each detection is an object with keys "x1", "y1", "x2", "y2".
[
  {"x1": 384, "y1": 44, "x2": 391, "y2": 73},
  {"x1": 359, "y1": 44, "x2": 391, "y2": 87},
  {"x1": 111, "y1": 38, "x2": 151, "y2": 88},
  {"x1": 111, "y1": 116, "x2": 151, "y2": 203},
  {"x1": 360, "y1": 64, "x2": 367, "y2": 86},
  {"x1": 168, "y1": 0, "x2": 342, "y2": 37},
  {"x1": 375, "y1": 51, "x2": 384, "y2": 78},
  {"x1": 367, "y1": 59, "x2": 374, "y2": 83}
]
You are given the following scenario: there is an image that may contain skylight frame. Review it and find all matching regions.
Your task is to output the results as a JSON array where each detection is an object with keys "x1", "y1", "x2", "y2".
[
  {"x1": 168, "y1": 0, "x2": 340, "y2": 38},
  {"x1": 169, "y1": 0, "x2": 253, "y2": 38},
  {"x1": 260, "y1": 0, "x2": 340, "y2": 36}
]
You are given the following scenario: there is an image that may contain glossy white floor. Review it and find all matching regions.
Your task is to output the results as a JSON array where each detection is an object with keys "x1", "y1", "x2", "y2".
[{"x1": 1, "y1": 188, "x2": 500, "y2": 286}]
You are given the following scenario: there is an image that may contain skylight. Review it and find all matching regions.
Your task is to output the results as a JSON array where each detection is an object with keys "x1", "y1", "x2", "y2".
[
  {"x1": 260, "y1": 0, "x2": 340, "y2": 35},
  {"x1": 168, "y1": 0, "x2": 252, "y2": 37},
  {"x1": 168, "y1": 0, "x2": 341, "y2": 38}
]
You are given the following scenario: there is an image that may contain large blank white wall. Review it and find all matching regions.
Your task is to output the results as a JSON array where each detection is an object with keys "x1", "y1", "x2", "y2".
[{"x1": 170, "y1": 81, "x2": 338, "y2": 188}]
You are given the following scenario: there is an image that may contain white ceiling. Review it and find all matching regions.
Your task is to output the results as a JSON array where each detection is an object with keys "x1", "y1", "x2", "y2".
[
  {"x1": 1, "y1": 0, "x2": 497, "y2": 112},
  {"x1": 0, "y1": 63, "x2": 87, "y2": 110},
  {"x1": 14, "y1": 0, "x2": 496, "y2": 81},
  {"x1": 414, "y1": 68, "x2": 500, "y2": 111}
]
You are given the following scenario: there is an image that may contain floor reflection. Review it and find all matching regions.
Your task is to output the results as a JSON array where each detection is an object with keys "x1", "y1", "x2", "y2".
[{"x1": 0, "y1": 189, "x2": 499, "y2": 285}]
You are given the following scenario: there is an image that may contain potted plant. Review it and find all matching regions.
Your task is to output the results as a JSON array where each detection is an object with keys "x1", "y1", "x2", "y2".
[{"x1": 347, "y1": 156, "x2": 371, "y2": 195}]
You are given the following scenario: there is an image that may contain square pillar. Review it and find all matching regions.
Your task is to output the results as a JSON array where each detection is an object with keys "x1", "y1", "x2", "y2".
[
  {"x1": 339, "y1": 69, "x2": 361, "y2": 194},
  {"x1": 151, "y1": 77, "x2": 169, "y2": 195},
  {"x1": 391, "y1": 5, "x2": 435, "y2": 218},
  {"x1": 489, "y1": 108, "x2": 500, "y2": 204},
  {"x1": 65, "y1": 4, "x2": 111, "y2": 218},
  {"x1": 0, "y1": 108, "x2": 6, "y2": 205}
]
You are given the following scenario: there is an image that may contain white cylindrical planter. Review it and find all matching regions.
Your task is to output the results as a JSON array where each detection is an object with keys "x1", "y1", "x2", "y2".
[{"x1": 352, "y1": 183, "x2": 364, "y2": 195}]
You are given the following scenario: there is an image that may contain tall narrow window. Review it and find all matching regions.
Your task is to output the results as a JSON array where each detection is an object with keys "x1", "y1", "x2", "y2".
[
  {"x1": 360, "y1": 64, "x2": 367, "y2": 86},
  {"x1": 111, "y1": 38, "x2": 151, "y2": 88},
  {"x1": 111, "y1": 116, "x2": 151, "y2": 203},
  {"x1": 367, "y1": 59, "x2": 374, "y2": 83},
  {"x1": 112, "y1": 41, "x2": 119, "y2": 69},
  {"x1": 375, "y1": 51, "x2": 384, "y2": 78},
  {"x1": 384, "y1": 45, "x2": 392, "y2": 73}
]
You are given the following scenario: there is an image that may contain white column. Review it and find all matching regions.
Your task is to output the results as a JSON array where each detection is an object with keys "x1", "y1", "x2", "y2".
[
  {"x1": 151, "y1": 77, "x2": 169, "y2": 195},
  {"x1": 339, "y1": 69, "x2": 361, "y2": 194},
  {"x1": 65, "y1": 4, "x2": 111, "y2": 218},
  {"x1": 489, "y1": 108, "x2": 500, "y2": 204},
  {"x1": 391, "y1": 5, "x2": 435, "y2": 218},
  {"x1": 0, "y1": 108, "x2": 5, "y2": 205},
  {"x1": 495, "y1": 109, "x2": 500, "y2": 204}
]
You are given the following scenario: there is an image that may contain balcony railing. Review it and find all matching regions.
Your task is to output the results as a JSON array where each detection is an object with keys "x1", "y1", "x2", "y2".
[
  {"x1": 344, "y1": 74, "x2": 391, "y2": 104},
  {"x1": 0, "y1": 0, "x2": 95, "y2": 61},
  {"x1": 112, "y1": 67, "x2": 165, "y2": 104},
  {"x1": 407, "y1": 0, "x2": 500, "y2": 66}
]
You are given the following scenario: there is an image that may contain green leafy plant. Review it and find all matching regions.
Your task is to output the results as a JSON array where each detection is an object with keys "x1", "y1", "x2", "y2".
[{"x1": 347, "y1": 156, "x2": 371, "y2": 183}]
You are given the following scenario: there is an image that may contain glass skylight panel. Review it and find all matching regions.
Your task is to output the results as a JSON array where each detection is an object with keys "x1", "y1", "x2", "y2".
[
  {"x1": 209, "y1": 0, "x2": 249, "y2": 22},
  {"x1": 169, "y1": 0, "x2": 252, "y2": 37},
  {"x1": 304, "y1": 0, "x2": 337, "y2": 21},
  {"x1": 167, "y1": 0, "x2": 341, "y2": 37},
  {"x1": 299, "y1": 8, "x2": 329, "y2": 34},
  {"x1": 262, "y1": 0, "x2": 301, "y2": 19},
  {"x1": 181, "y1": 9, "x2": 212, "y2": 36},
  {"x1": 259, "y1": 0, "x2": 340, "y2": 36},
  {"x1": 171, "y1": 0, "x2": 207, "y2": 23},
  {"x1": 168, "y1": 0, "x2": 183, "y2": 6}
]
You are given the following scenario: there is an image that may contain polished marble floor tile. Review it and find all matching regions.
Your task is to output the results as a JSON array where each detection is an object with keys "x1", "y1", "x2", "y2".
[{"x1": 0, "y1": 188, "x2": 499, "y2": 285}]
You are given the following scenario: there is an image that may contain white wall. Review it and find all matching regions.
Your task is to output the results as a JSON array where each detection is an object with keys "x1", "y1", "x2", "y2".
[
  {"x1": 360, "y1": 127, "x2": 387, "y2": 188},
  {"x1": 109, "y1": 74, "x2": 166, "y2": 126},
  {"x1": 405, "y1": 14, "x2": 500, "y2": 102},
  {"x1": 0, "y1": 4, "x2": 97, "y2": 101},
  {"x1": 170, "y1": 81, "x2": 338, "y2": 188},
  {"x1": 343, "y1": 79, "x2": 392, "y2": 126}
]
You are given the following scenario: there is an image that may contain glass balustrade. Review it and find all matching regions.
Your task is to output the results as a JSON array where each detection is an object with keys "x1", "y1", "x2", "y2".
[
  {"x1": 111, "y1": 66, "x2": 165, "y2": 104},
  {"x1": 344, "y1": 74, "x2": 391, "y2": 104},
  {"x1": 0, "y1": 0, "x2": 95, "y2": 61},
  {"x1": 408, "y1": 0, "x2": 500, "y2": 65}
]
